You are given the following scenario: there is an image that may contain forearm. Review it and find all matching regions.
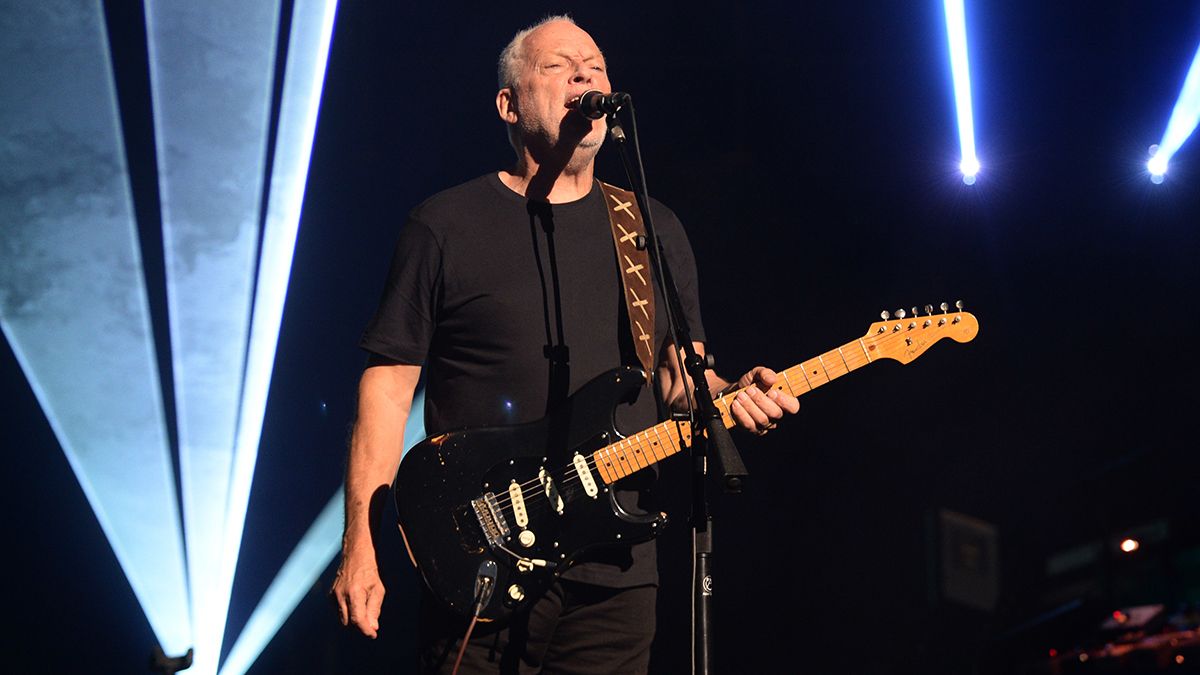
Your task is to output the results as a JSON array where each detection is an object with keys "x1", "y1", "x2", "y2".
[
  {"x1": 658, "y1": 341, "x2": 730, "y2": 410},
  {"x1": 342, "y1": 421, "x2": 404, "y2": 551},
  {"x1": 342, "y1": 364, "x2": 419, "y2": 553}
]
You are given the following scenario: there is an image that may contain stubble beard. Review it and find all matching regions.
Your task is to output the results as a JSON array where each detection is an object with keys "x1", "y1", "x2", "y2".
[{"x1": 519, "y1": 116, "x2": 605, "y2": 174}]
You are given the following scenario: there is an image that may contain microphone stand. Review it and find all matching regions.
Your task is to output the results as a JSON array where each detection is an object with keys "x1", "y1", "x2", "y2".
[{"x1": 604, "y1": 99, "x2": 748, "y2": 675}]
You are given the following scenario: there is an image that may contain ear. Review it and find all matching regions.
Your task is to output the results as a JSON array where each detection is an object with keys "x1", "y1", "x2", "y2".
[{"x1": 496, "y1": 87, "x2": 519, "y2": 125}]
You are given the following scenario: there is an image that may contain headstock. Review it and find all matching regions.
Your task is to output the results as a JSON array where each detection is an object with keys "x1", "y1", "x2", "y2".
[{"x1": 862, "y1": 300, "x2": 978, "y2": 364}]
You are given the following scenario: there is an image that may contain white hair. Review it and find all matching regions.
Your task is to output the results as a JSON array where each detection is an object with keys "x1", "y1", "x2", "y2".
[{"x1": 497, "y1": 14, "x2": 577, "y2": 89}]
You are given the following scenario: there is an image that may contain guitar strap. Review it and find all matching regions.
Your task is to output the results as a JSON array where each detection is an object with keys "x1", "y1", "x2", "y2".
[{"x1": 597, "y1": 181, "x2": 656, "y2": 384}]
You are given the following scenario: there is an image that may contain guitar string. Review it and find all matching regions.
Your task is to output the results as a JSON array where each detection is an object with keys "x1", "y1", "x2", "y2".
[
  {"x1": 489, "y1": 425, "x2": 690, "y2": 516},
  {"x1": 489, "y1": 433, "x2": 674, "y2": 512},
  {"x1": 484, "y1": 326, "x2": 928, "y2": 518},
  {"x1": 489, "y1": 418, "x2": 691, "y2": 506},
  {"x1": 488, "y1": 329, "x2": 902, "y2": 508},
  {"x1": 487, "y1": 355, "x2": 830, "y2": 514}
]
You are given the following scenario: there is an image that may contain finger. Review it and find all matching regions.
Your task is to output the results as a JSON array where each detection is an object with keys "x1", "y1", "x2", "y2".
[
  {"x1": 334, "y1": 588, "x2": 348, "y2": 626},
  {"x1": 766, "y1": 387, "x2": 800, "y2": 414},
  {"x1": 730, "y1": 397, "x2": 759, "y2": 431},
  {"x1": 745, "y1": 386, "x2": 784, "y2": 420},
  {"x1": 365, "y1": 584, "x2": 385, "y2": 636},
  {"x1": 734, "y1": 391, "x2": 771, "y2": 429},
  {"x1": 349, "y1": 588, "x2": 378, "y2": 639},
  {"x1": 752, "y1": 367, "x2": 779, "y2": 389}
]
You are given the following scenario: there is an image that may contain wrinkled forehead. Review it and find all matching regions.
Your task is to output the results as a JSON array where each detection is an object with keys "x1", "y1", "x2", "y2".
[{"x1": 521, "y1": 21, "x2": 605, "y2": 68}]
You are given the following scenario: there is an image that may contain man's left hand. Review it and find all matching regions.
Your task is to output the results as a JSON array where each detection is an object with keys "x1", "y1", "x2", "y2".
[{"x1": 726, "y1": 366, "x2": 800, "y2": 435}]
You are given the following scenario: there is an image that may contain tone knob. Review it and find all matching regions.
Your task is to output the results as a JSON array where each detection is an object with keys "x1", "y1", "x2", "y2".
[
  {"x1": 508, "y1": 584, "x2": 526, "y2": 602},
  {"x1": 518, "y1": 530, "x2": 536, "y2": 548}
]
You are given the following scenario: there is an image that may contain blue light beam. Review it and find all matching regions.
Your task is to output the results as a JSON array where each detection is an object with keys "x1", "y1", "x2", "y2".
[
  {"x1": 219, "y1": 388, "x2": 424, "y2": 675},
  {"x1": 143, "y1": 1, "x2": 281, "y2": 672},
  {"x1": 218, "y1": 491, "x2": 343, "y2": 675},
  {"x1": 222, "y1": 0, "x2": 340, "y2": 657},
  {"x1": 1148, "y1": 40, "x2": 1200, "y2": 181},
  {"x1": 0, "y1": 0, "x2": 190, "y2": 656},
  {"x1": 943, "y1": 0, "x2": 980, "y2": 184}
]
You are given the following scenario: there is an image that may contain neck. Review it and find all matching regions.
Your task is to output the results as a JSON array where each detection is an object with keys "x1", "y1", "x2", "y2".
[{"x1": 499, "y1": 145, "x2": 598, "y2": 203}]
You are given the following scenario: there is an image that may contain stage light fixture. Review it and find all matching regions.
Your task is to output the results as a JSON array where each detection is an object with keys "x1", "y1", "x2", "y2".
[
  {"x1": 1148, "y1": 41, "x2": 1200, "y2": 182},
  {"x1": 943, "y1": 0, "x2": 981, "y2": 184},
  {"x1": 0, "y1": 1, "x2": 190, "y2": 656},
  {"x1": 1120, "y1": 538, "x2": 1140, "y2": 553},
  {"x1": 1147, "y1": 145, "x2": 1168, "y2": 179}
]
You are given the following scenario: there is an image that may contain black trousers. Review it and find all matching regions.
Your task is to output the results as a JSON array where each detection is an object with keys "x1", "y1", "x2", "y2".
[{"x1": 418, "y1": 580, "x2": 657, "y2": 674}]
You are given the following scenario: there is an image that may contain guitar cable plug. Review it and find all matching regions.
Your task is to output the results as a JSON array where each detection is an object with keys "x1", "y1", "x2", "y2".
[{"x1": 450, "y1": 560, "x2": 497, "y2": 675}]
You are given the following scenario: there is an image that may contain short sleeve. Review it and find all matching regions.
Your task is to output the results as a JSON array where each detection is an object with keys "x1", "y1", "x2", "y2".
[
  {"x1": 359, "y1": 218, "x2": 443, "y2": 364},
  {"x1": 652, "y1": 202, "x2": 706, "y2": 346}
]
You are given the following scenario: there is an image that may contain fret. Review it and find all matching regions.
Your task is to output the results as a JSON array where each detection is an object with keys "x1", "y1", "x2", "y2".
[
  {"x1": 801, "y1": 358, "x2": 830, "y2": 387},
  {"x1": 780, "y1": 369, "x2": 801, "y2": 396},
  {"x1": 612, "y1": 441, "x2": 636, "y2": 477},
  {"x1": 629, "y1": 436, "x2": 650, "y2": 469},
  {"x1": 593, "y1": 448, "x2": 615, "y2": 483},
  {"x1": 647, "y1": 425, "x2": 668, "y2": 461},
  {"x1": 857, "y1": 337, "x2": 872, "y2": 363},
  {"x1": 589, "y1": 327, "x2": 948, "y2": 484},
  {"x1": 836, "y1": 346, "x2": 851, "y2": 372}
]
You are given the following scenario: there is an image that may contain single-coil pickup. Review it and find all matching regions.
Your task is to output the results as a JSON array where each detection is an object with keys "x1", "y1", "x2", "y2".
[
  {"x1": 470, "y1": 492, "x2": 510, "y2": 547},
  {"x1": 508, "y1": 480, "x2": 529, "y2": 528},
  {"x1": 573, "y1": 453, "x2": 599, "y2": 498},
  {"x1": 539, "y1": 468, "x2": 564, "y2": 515}
]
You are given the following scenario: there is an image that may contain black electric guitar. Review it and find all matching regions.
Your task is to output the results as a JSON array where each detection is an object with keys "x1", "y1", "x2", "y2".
[{"x1": 394, "y1": 306, "x2": 979, "y2": 620}]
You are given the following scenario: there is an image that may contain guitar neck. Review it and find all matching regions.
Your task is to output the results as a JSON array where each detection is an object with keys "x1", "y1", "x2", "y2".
[{"x1": 589, "y1": 336, "x2": 876, "y2": 485}]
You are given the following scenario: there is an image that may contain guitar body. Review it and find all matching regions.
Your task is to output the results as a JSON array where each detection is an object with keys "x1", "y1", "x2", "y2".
[{"x1": 394, "y1": 366, "x2": 669, "y2": 621}]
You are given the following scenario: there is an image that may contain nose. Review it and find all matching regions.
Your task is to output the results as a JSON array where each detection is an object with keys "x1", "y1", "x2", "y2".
[{"x1": 570, "y1": 63, "x2": 593, "y2": 85}]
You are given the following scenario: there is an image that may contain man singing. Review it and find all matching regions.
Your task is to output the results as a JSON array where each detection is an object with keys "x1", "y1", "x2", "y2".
[{"x1": 332, "y1": 15, "x2": 798, "y2": 673}]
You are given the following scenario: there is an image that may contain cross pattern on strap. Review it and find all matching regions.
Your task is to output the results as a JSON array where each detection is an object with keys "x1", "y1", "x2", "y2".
[
  {"x1": 599, "y1": 181, "x2": 656, "y2": 386},
  {"x1": 616, "y1": 223, "x2": 638, "y2": 246},
  {"x1": 634, "y1": 319, "x2": 652, "y2": 349},
  {"x1": 608, "y1": 194, "x2": 636, "y2": 219},
  {"x1": 623, "y1": 254, "x2": 647, "y2": 285},
  {"x1": 629, "y1": 288, "x2": 649, "y2": 320}
]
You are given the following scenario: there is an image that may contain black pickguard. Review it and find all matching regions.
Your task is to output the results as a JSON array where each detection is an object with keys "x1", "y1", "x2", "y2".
[{"x1": 393, "y1": 366, "x2": 673, "y2": 621}]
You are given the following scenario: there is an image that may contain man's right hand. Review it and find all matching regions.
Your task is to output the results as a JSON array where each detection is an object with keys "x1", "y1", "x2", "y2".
[{"x1": 331, "y1": 550, "x2": 386, "y2": 639}]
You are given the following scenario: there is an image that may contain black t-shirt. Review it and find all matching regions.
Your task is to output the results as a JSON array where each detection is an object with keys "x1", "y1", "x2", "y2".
[{"x1": 361, "y1": 172, "x2": 706, "y2": 586}]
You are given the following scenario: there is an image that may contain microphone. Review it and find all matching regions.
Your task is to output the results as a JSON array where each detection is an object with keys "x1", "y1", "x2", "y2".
[{"x1": 576, "y1": 90, "x2": 630, "y2": 119}]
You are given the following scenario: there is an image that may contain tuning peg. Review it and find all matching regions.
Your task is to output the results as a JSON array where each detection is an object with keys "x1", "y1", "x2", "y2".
[
  {"x1": 924, "y1": 304, "x2": 933, "y2": 315},
  {"x1": 939, "y1": 302, "x2": 949, "y2": 313},
  {"x1": 880, "y1": 310, "x2": 890, "y2": 320},
  {"x1": 895, "y1": 308, "x2": 906, "y2": 319},
  {"x1": 955, "y1": 300, "x2": 964, "y2": 310},
  {"x1": 911, "y1": 306, "x2": 918, "y2": 318}
]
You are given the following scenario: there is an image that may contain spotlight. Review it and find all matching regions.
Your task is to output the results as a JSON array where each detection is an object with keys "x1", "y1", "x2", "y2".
[
  {"x1": 1120, "y1": 538, "x2": 1140, "y2": 553},
  {"x1": 1148, "y1": 40, "x2": 1200, "y2": 182},
  {"x1": 960, "y1": 157, "x2": 980, "y2": 184},
  {"x1": 943, "y1": 0, "x2": 980, "y2": 185}
]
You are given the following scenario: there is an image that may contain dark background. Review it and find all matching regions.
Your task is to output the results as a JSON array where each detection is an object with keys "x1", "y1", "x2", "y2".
[{"x1": 5, "y1": 1, "x2": 1200, "y2": 673}]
